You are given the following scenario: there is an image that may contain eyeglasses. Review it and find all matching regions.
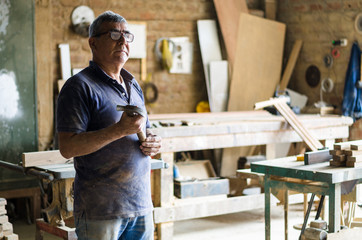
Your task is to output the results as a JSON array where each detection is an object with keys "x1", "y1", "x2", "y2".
[{"x1": 93, "y1": 30, "x2": 134, "y2": 43}]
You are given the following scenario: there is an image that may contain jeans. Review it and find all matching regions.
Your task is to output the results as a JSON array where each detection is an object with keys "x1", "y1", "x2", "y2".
[{"x1": 75, "y1": 212, "x2": 154, "y2": 240}]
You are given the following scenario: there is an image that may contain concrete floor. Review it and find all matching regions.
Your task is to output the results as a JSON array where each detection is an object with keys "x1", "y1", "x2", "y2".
[{"x1": 12, "y1": 204, "x2": 308, "y2": 240}]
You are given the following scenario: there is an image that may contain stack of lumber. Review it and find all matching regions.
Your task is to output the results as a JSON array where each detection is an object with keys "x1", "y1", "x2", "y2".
[
  {"x1": 0, "y1": 198, "x2": 18, "y2": 240},
  {"x1": 329, "y1": 140, "x2": 362, "y2": 167}
]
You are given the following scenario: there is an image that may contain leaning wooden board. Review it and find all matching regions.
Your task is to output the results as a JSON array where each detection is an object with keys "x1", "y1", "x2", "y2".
[
  {"x1": 222, "y1": 14, "x2": 285, "y2": 176},
  {"x1": 227, "y1": 13, "x2": 285, "y2": 111},
  {"x1": 213, "y1": 0, "x2": 248, "y2": 67}
]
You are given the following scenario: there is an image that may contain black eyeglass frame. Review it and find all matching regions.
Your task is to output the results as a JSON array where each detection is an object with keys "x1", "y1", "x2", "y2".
[{"x1": 93, "y1": 30, "x2": 134, "y2": 43}]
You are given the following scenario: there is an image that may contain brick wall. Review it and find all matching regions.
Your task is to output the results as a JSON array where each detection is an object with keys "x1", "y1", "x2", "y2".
[
  {"x1": 278, "y1": 0, "x2": 362, "y2": 109},
  {"x1": 278, "y1": 0, "x2": 362, "y2": 141},
  {"x1": 35, "y1": 0, "x2": 219, "y2": 149}
]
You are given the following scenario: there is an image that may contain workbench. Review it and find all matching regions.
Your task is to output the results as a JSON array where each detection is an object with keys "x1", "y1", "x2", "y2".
[
  {"x1": 250, "y1": 156, "x2": 362, "y2": 240},
  {"x1": 149, "y1": 112, "x2": 353, "y2": 240}
]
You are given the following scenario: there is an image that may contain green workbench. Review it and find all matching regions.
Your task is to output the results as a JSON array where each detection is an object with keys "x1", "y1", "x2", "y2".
[{"x1": 250, "y1": 156, "x2": 362, "y2": 240}]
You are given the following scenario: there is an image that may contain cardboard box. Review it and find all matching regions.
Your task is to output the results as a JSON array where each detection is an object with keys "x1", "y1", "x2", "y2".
[{"x1": 174, "y1": 160, "x2": 229, "y2": 199}]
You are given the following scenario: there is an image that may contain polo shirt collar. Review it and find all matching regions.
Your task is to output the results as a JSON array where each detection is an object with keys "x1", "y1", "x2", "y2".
[{"x1": 89, "y1": 61, "x2": 135, "y2": 85}]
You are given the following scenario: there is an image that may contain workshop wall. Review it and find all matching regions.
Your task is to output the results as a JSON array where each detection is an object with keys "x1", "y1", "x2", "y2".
[
  {"x1": 35, "y1": 0, "x2": 219, "y2": 150},
  {"x1": 278, "y1": 0, "x2": 362, "y2": 111}
]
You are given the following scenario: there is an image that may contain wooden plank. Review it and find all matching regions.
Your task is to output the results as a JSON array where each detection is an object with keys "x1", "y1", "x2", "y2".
[
  {"x1": 153, "y1": 194, "x2": 266, "y2": 223},
  {"x1": 265, "y1": 0, "x2": 277, "y2": 20},
  {"x1": 22, "y1": 150, "x2": 73, "y2": 167},
  {"x1": 149, "y1": 110, "x2": 271, "y2": 120},
  {"x1": 213, "y1": 0, "x2": 248, "y2": 67},
  {"x1": 330, "y1": 149, "x2": 344, "y2": 155},
  {"x1": 256, "y1": 98, "x2": 325, "y2": 151},
  {"x1": 159, "y1": 126, "x2": 349, "y2": 153},
  {"x1": 328, "y1": 228, "x2": 362, "y2": 239},
  {"x1": 351, "y1": 143, "x2": 362, "y2": 150},
  {"x1": 334, "y1": 140, "x2": 362, "y2": 150},
  {"x1": 330, "y1": 160, "x2": 345, "y2": 167},
  {"x1": 347, "y1": 155, "x2": 362, "y2": 162},
  {"x1": 209, "y1": 60, "x2": 228, "y2": 112},
  {"x1": 275, "y1": 102, "x2": 324, "y2": 150},
  {"x1": 227, "y1": 13, "x2": 285, "y2": 111},
  {"x1": 332, "y1": 155, "x2": 346, "y2": 162},
  {"x1": 279, "y1": 40, "x2": 303, "y2": 91},
  {"x1": 344, "y1": 149, "x2": 362, "y2": 156},
  {"x1": 223, "y1": 13, "x2": 285, "y2": 176},
  {"x1": 197, "y1": 20, "x2": 223, "y2": 110}
]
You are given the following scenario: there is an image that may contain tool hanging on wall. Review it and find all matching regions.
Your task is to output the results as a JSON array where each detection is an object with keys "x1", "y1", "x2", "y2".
[
  {"x1": 71, "y1": 6, "x2": 95, "y2": 37},
  {"x1": 142, "y1": 73, "x2": 158, "y2": 104},
  {"x1": 305, "y1": 65, "x2": 320, "y2": 87},
  {"x1": 355, "y1": 12, "x2": 362, "y2": 34},
  {"x1": 154, "y1": 38, "x2": 176, "y2": 71}
]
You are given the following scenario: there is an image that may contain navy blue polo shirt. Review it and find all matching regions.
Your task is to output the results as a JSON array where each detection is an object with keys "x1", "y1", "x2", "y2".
[{"x1": 56, "y1": 61, "x2": 153, "y2": 220}]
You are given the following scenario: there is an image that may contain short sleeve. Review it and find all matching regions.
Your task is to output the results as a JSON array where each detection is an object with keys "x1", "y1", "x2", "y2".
[{"x1": 56, "y1": 79, "x2": 91, "y2": 133}]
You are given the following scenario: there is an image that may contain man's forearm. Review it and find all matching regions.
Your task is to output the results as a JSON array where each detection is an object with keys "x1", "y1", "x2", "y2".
[{"x1": 58, "y1": 124, "x2": 124, "y2": 159}]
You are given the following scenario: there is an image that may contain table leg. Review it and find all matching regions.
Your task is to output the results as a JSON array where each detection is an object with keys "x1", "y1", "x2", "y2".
[
  {"x1": 154, "y1": 152, "x2": 175, "y2": 240},
  {"x1": 265, "y1": 175, "x2": 271, "y2": 240},
  {"x1": 329, "y1": 183, "x2": 341, "y2": 233}
]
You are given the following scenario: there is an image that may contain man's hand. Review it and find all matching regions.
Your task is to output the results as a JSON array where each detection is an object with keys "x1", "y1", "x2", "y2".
[
  {"x1": 116, "y1": 112, "x2": 145, "y2": 137},
  {"x1": 140, "y1": 131, "x2": 162, "y2": 157}
]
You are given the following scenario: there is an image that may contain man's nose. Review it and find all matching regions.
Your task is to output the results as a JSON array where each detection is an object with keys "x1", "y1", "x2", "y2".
[{"x1": 118, "y1": 34, "x2": 126, "y2": 44}]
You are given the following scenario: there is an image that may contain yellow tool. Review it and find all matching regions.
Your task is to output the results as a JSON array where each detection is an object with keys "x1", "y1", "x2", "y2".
[
  {"x1": 161, "y1": 39, "x2": 173, "y2": 71},
  {"x1": 154, "y1": 38, "x2": 176, "y2": 71}
]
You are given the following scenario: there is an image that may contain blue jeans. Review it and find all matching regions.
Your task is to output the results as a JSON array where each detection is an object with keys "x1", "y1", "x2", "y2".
[{"x1": 75, "y1": 212, "x2": 154, "y2": 240}]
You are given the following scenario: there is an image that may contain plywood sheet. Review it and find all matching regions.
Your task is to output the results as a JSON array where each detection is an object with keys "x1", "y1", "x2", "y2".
[
  {"x1": 227, "y1": 13, "x2": 285, "y2": 111},
  {"x1": 222, "y1": 13, "x2": 285, "y2": 177},
  {"x1": 213, "y1": 0, "x2": 248, "y2": 67}
]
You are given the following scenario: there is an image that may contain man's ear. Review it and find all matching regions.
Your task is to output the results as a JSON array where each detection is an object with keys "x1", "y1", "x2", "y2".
[{"x1": 89, "y1": 37, "x2": 96, "y2": 51}]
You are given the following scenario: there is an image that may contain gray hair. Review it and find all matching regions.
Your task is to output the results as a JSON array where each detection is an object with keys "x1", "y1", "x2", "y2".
[{"x1": 89, "y1": 11, "x2": 127, "y2": 37}]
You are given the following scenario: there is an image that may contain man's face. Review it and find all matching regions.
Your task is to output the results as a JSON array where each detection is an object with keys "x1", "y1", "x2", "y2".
[{"x1": 90, "y1": 21, "x2": 130, "y2": 66}]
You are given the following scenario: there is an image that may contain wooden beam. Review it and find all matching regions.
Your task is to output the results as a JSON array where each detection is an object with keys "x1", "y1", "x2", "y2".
[
  {"x1": 22, "y1": 150, "x2": 73, "y2": 167},
  {"x1": 159, "y1": 126, "x2": 349, "y2": 153},
  {"x1": 153, "y1": 194, "x2": 266, "y2": 223},
  {"x1": 254, "y1": 98, "x2": 324, "y2": 151},
  {"x1": 279, "y1": 40, "x2": 303, "y2": 91}
]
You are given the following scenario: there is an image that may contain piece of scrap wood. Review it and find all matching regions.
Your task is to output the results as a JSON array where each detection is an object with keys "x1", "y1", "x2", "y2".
[
  {"x1": 22, "y1": 150, "x2": 73, "y2": 167},
  {"x1": 334, "y1": 140, "x2": 362, "y2": 150},
  {"x1": 351, "y1": 143, "x2": 362, "y2": 150},
  {"x1": 344, "y1": 149, "x2": 362, "y2": 156},
  {"x1": 255, "y1": 98, "x2": 324, "y2": 151},
  {"x1": 347, "y1": 155, "x2": 362, "y2": 162},
  {"x1": 332, "y1": 155, "x2": 346, "y2": 162},
  {"x1": 279, "y1": 40, "x2": 303, "y2": 91}
]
